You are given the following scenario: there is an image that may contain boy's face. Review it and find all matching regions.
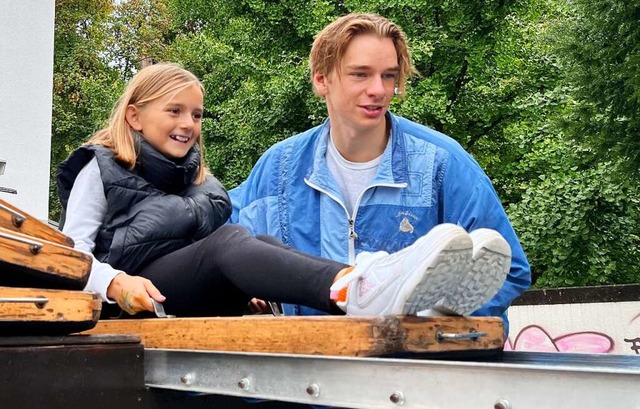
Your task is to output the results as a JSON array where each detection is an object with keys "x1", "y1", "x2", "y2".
[
  {"x1": 313, "y1": 34, "x2": 399, "y2": 139},
  {"x1": 126, "y1": 84, "x2": 204, "y2": 159}
]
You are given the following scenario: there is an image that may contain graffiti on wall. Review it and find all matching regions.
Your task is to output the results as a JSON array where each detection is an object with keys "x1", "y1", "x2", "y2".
[
  {"x1": 624, "y1": 313, "x2": 640, "y2": 354},
  {"x1": 505, "y1": 325, "x2": 614, "y2": 353},
  {"x1": 507, "y1": 310, "x2": 640, "y2": 354}
]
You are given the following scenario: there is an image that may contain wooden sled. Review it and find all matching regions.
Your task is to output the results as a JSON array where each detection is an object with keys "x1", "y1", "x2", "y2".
[
  {"x1": 0, "y1": 198, "x2": 73, "y2": 247},
  {"x1": 0, "y1": 226, "x2": 91, "y2": 290},
  {"x1": 0, "y1": 286, "x2": 101, "y2": 335},
  {"x1": 84, "y1": 315, "x2": 504, "y2": 357}
]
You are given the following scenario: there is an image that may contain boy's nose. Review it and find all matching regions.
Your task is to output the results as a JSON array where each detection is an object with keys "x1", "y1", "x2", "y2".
[{"x1": 367, "y1": 76, "x2": 387, "y2": 97}]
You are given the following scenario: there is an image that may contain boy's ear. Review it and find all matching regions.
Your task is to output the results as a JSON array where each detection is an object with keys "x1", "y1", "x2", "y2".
[
  {"x1": 125, "y1": 105, "x2": 143, "y2": 131},
  {"x1": 312, "y1": 71, "x2": 329, "y2": 97}
]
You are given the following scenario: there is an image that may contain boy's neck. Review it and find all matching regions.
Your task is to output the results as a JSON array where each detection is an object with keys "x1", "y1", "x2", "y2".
[{"x1": 330, "y1": 120, "x2": 390, "y2": 163}]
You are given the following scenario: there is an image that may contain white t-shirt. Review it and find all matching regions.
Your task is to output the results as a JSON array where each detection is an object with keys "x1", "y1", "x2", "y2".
[
  {"x1": 326, "y1": 135, "x2": 383, "y2": 216},
  {"x1": 62, "y1": 157, "x2": 119, "y2": 302}
]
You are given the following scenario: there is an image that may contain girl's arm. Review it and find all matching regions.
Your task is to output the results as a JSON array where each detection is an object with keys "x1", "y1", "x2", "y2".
[{"x1": 62, "y1": 158, "x2": 163, "y2": 313}]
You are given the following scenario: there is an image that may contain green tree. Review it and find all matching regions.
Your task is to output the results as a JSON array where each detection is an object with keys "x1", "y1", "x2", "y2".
[
  {"x1": 554, "y1": 0, "x2": 640, "y2": 173},
  {"x1": 104, "y1": 0, "x2": 173, "y2": 78},
  {"x1": 51, "y1": 0, "x2": 123, "y2": 220}
]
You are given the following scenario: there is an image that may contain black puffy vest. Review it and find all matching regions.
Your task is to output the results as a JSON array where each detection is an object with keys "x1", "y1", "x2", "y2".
[{"x1": 57, "y1": 142, "x2": 231, "y2": 274}]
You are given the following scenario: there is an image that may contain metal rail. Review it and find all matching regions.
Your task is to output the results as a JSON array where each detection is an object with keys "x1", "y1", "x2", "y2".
[{"x1": 144, "y1": 349, "x2": 640, "y2": 408}]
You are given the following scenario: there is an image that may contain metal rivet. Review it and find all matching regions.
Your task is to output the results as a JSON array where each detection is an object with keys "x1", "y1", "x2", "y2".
[
  {"x1": 180, "y1": 373, "x2": 195, "y2": 385},
  {"x1": 306, "y1": 383, "x2": 320, "y2": 397},
  {"x1": 494, "y1": 399, "x2": 512, "y2": 409},
  {"x1": 390, "y1": 391, "x2": 405, "y2": 405},
  {"x1": 238, "y1": 378, "x2": 251, "y2": 391}
]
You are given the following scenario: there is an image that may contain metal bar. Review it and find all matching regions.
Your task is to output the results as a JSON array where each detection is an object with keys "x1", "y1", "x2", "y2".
[
  {"x1": 0, "y1": 203, "x2": 25, "y2": 224},
  {"x1": 0, "y1": 297, "x2": 49, "y2": 308},
  {"x1": 437, "y1": 331, "x2": 487, "y2": 341},
  {"x1": 144, "y1": 350, "x2": 640, "y2": 409},
  {"x1": 0, "y1": 230, "x2": 42, "y2": 254}
]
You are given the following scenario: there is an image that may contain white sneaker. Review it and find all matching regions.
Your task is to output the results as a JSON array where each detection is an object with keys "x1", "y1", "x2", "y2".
[
  {"x1": 330, "y1": 223, "x2": 473, "y2": 316},
  {"x1": 432, "y1": 228, "x2": 511, "y2": 315}
]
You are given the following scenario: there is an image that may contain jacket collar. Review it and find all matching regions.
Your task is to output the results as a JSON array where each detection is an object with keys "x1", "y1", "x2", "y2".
[
  {"x1": 306, "y1": 112, "x2": 408, "y2": 192},
  {"x1": 134, "y1": 132, "x2": 201, "y2": 194}
]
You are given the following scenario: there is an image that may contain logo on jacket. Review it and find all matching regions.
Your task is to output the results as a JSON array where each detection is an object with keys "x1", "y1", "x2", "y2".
[{"x1": 399, "y1": 217, "x2": 414, "y2": 233}]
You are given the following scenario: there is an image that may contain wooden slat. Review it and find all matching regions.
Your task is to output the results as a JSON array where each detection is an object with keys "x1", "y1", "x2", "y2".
[
  {"x1": 0, "y1": 227, "x2": 91, "y2": 287},
  {"x1": 0, "y1": 198, "x2": 73, "y2": 247},
  {"x1": 84, "y1": 315, "x2": 504, "y2": 357},
  {"x1": 0, "y1": 286, "x2": 101, "y2": 322}
]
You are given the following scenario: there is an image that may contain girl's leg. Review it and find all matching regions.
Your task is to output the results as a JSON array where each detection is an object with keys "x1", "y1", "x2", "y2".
[
  {"x1": 137, "y1": 235, "x2": 250, "y2": 317},
  {"x1": 210, "y1": 225, "x2": 349, "y2": 311},
  {"x1": 138, "y1": 225, "x2": 349, "y2": 316}
]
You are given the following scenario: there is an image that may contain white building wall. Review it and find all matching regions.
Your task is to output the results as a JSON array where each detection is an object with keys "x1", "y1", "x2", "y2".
[{"x1": 0, "y1": 0, "x2": 55, "y2": 219}]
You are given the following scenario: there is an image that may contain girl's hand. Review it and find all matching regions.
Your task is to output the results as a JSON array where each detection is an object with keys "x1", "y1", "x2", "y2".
[{"x1": 107, "y1": 272, "x2": 166, "y2": 315}]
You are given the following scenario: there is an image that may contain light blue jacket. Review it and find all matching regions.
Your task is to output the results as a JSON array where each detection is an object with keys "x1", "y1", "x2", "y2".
[{"x1": 230, "y1": 113, "x2": 531, "y2": 331}]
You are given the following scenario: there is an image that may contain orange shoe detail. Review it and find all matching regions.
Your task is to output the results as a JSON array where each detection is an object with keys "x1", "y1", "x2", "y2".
[{"x1": 330, "y1": 266, "x2": 354, "y2": 302}]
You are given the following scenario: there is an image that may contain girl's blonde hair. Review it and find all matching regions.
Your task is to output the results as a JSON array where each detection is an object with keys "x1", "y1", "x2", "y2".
[
  {"x1": 309, "y1": 13, "x2": 416, "y2": 97},
  {"x1": 87, "y1": 63, "x2": 208, "y2": 184}
]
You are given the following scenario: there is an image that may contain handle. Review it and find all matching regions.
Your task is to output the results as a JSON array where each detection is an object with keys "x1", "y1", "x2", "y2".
[
  {"x1": 0, "y1": 230, "x2": 43, "y2": 254},
  {"x1": 0, "y1": 202, "x2": 25, "y2": 225},
  {"x1": 0, "y1": 297, "x2": 49, "y2": 308},
  {"x1": 436, "y1": 329, "x2": 487, "y2": 342}
]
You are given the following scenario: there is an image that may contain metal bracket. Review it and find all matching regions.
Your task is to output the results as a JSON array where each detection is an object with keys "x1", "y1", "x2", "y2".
[{"x1": 151, "y1": 299, "x2": 175, "y2": 318}]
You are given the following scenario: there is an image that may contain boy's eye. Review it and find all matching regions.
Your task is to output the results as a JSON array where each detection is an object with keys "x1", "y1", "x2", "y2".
[
  {"x1": 193, "y1": 112, "x2": 203, "y2": 120},
  {"x1": 169, "y1": 108, "x2": 180, "y2": 114}
]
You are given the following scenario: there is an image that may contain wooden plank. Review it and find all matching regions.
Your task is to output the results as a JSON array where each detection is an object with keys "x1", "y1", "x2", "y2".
[
  {"x1": 0, "y1": 286, "x2": 101, "y2": 322},
  {"x1": 84, "y1": 315, "x2": 504, "y2": 357},
  {"x1": 0, "y1": 198, "x2": 73, "y2": 247},
  {"x1": 0, "y1": 227, "x2": 91, "y2": 289}
]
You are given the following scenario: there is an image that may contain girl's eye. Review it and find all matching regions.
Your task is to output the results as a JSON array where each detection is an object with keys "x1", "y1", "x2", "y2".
[
  {"x1": 169, "y1": 108, "x2": 180, "y2": 114},
  {"x1": 351, "y1": 72, "x2": 366, "y2": 78},
  {"x1": 193, "y1": 113, "x2": 203, "y2": 121}
]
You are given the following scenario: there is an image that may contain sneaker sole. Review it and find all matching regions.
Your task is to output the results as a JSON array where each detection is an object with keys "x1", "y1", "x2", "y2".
[
  {"x1": 396, "y1": 226, "x2": 473, "y2": 315},
  {"x1": 436, "y1": 230, "x2": 511, "y2": 315}
]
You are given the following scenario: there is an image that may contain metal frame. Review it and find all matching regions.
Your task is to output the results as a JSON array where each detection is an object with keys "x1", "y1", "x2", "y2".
[{"x1": 145, "y1": 349, "x2": 640, "y2": 408}]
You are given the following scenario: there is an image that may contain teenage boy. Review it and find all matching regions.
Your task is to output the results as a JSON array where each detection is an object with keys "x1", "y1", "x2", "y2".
[{"x1": 230, "y1": 13, "x2": 530, "y2": 331}]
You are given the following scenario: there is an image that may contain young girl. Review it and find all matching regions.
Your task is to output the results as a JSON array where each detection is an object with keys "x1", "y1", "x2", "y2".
[{"x1": 57, "y1": 63, "x2": 509, "y2": 318}]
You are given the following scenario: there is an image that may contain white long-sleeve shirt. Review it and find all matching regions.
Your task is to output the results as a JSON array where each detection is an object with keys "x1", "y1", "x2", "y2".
[{"x1": 62, "y1": 157, "x2": 119, "y2": 301}]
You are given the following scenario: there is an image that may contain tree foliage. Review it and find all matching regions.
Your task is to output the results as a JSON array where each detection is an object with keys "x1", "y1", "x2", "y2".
[
  {"x1": 51, "y1": 0, "x2": 122, "y2": 220},
  {"x1": 553, "y1": 0, "x2": 640, "y2": 173}
]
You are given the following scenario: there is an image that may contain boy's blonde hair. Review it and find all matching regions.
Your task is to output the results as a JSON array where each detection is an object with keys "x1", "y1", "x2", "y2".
[
  {"x1": 88, "y1": 63, "x2": 208, "y2": 184},
  {"x1": 309, "y1": 13, "x2": 416, "y2": 96}
]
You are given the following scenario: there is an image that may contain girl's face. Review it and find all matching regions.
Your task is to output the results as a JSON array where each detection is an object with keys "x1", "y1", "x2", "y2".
[{"x1": 126, "y1": 83, "x2": 204, "y2": 159}]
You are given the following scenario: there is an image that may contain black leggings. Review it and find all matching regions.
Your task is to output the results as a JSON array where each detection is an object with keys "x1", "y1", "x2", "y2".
[{"x1": 137, "y1": 224, "x2": 349, "y2": 317}]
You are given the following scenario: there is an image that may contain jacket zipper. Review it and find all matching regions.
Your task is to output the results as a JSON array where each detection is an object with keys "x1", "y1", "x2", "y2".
[{"x1": 305, "y1": 178, "x2": 407, "y2": 264}]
